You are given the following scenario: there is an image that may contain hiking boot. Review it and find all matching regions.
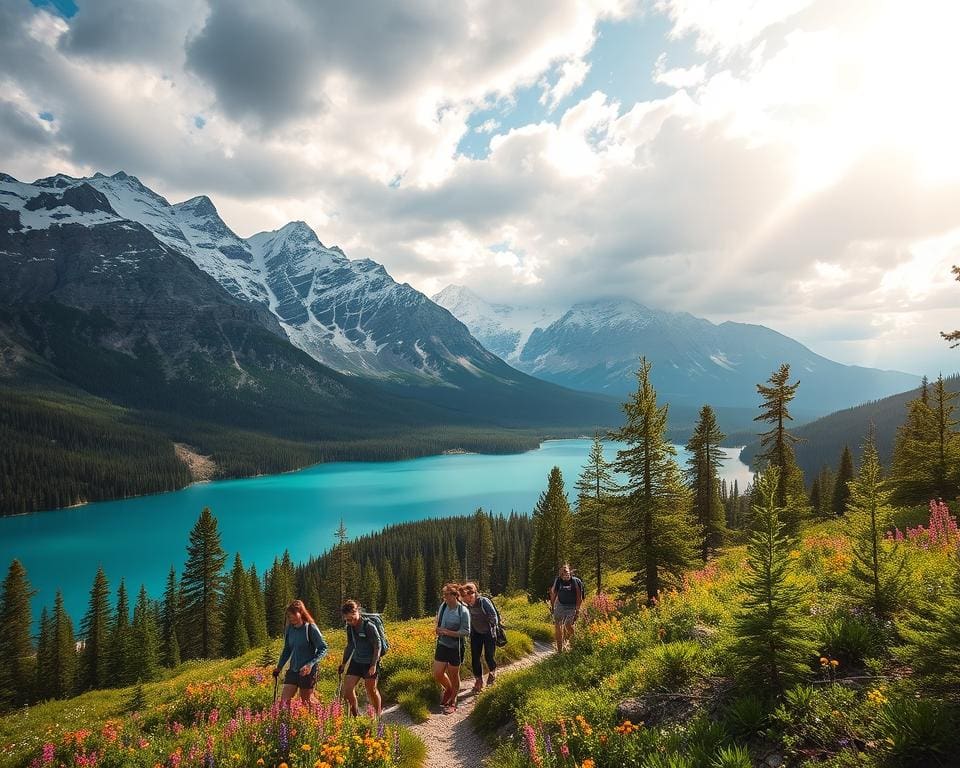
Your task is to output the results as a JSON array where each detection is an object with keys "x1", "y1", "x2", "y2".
[
  {"x1": 471, "y1": 681, "x2": 484, "y2": 694},
  {"x1": 486, "y1": 672, "x2": 496, "y2": 686}
]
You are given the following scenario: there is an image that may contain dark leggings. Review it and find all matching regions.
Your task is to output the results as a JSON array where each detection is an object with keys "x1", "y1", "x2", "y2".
[{"x1": 470, "y1": 630, "x2": 497, "y2": 678}]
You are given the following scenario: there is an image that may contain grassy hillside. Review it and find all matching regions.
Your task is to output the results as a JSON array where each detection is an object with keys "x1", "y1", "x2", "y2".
[
  {"x1": 0, "y1": 597, "x2": 551, "y2": 768},
  {"x1": 473, "y1": 510, "x2": 959, "y2": 768}
]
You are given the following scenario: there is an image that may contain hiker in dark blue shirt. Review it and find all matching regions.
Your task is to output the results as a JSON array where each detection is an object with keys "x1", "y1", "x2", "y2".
[
  {"x1": 338, "y1": 599, "x2": 383, "y2": 716},
  {"x1": 273, "y1": 599, "x2": 328, "y2": 707}
]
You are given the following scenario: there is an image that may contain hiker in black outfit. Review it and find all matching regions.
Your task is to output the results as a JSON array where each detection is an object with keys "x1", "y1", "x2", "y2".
[
  {"x1": 273, "y1": 599, "x2": 328, "y2": 707},
  {"x1": 549, "y1": 563, "x2": 583, "y2": 652},
  {"x1": 459, "y1": 581, "x2": 498, "y2": 693}
]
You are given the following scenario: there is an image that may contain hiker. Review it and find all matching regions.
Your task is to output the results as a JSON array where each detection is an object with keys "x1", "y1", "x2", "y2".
[
  {"x1": 549, "y1": 563, "x2": 583, "y2": 652},
  {"x1": 459, "y1": 581, "x2": 498, "y2": 693},
  {"x1": 272, "y1": 599, "x2": 328, "y2": 707},
  {"x1": 338, "y1": 599, "x2": 383, "y2": 717},
  {"x1": 432, "y1": 582, "x2": 471, "y2": 714}
]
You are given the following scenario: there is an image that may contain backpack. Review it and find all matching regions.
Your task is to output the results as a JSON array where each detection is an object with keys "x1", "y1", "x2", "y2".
[
  {"x1": 349, "y1": 613, "x2": 390, "y2": 656},
  {"x1": 480, "y1": 594, "x2": 508, "y2": 647}
]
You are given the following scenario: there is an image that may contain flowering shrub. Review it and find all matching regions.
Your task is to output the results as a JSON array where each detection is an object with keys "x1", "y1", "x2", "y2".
[
  {"x1": 28, "y1": 696, "x2": 408, "y2": 768},
  {"x1": 887, "y1": 499, "x2": 959, "y2": 551}
]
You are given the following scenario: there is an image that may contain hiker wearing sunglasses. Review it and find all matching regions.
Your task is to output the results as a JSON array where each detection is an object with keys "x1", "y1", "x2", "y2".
[
  {"x1": 549, "y1": 563, "x2": 583, "y2": 652},
  {"x1": 272, "y1": 599, "x2": 328, "y2": 707},
  {"x1": 338, "y1": 599, "x2": 383, "y2": 717},
  {"x1": 459, "y1": 582, "x2": 498, "y2": 693},
  {"x1": 433, "y1": 583, "x2": 471, "y2": 714}
]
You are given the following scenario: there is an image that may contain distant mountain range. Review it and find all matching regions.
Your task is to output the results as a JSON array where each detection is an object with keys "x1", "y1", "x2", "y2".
[{"x1": 434, "y1": 285, "x2": 920, "y2": 418}]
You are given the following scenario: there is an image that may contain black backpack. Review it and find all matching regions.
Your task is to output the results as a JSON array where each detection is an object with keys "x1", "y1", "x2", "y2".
[{"x1": 479, "y1": 594, "x2": 508, "y2": 647}]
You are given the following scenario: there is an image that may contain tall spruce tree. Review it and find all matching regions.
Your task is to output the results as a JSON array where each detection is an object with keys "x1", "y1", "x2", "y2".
[
  {"x1": 80, "y1": 567, "x2": 111, "y2": 690},
  {"x1": 896, "y1": 564, "x2": 960, "y2": 692},
  {"x1": 245, "y1": 566, "x2": 269, "y2": 647},
  {"x1": 51, "y1": 592, "x2": 77, "y2": 698},
  {"x1": 832, "y1": 446, "x2": 854, "y2": 516},
  {"x1": 110, "y1": 580, "x2": 134, "y2": 686},
  {"x1": 573, "y1": 434, "x2": 620, "y2": 592},
  {"x1": 0, "y1": 560, "x2": 35, "y2": 707},
  {"x1": 814, "y1": 466, "x2": 836, "y2": 518},
  {"x1": 942, "y1": 265, "x2": 960, "y2": 347},
  {"x1": 130, "y1": 585, "x2": 159, "y2": 682},
  {"x1": 610, "y1": 359, "x2": 699, "y2": 600},
  {"x1": 466, "y1": 508, "x2": 495, "y2": 591},
  {"x1": 160, "y1": 566, "x2": 180, "y2": 668},
  {"x1": 527, "y1": 467, "x2": 574, "y2": 600},
  {"x1": 35, "y1": 607, "x2": 53, "y2": 701},
  {"x1": 847, "y1": 433, "x2": 905, "y2": 618},
  {"x1": 359, "y1": 561, "x2": 381, "y2": 613},
  {"x1": 334, "y1": 520, "x2": 351, "y2": 608},
  {"x1": 731, "y1": 468, "x2": 816, "y2": 694},
  {"x1": 754, "y1": 363, "x2": 807, "y2": 532},
  {"x1": 223, "y1": 554, "x2": 251, "y2": 658},
  {"x1": 684, "y1": 405, "x2": 727, "y2": 559},
  {"x1": 264, "y1": 557, "x2": 292, "y2": 636},
  {"x1": 180, "y1": 507, "x2": 227, "y2": 658},
  {"x1": 380, "y1": 562, "x2": 399, "y2": 620},
  {"x1": 410, "y1": 554, "x2": 426, "y2": 618}
]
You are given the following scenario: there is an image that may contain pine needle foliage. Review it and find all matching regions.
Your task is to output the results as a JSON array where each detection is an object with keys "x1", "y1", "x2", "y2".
[
  {"x1": 847, "y1": 432, "x2": 906, "y2": 618},
  {"x1": 573, "y1": 433, "x2": 621, "y2": 592},
  {"x1": 684, "y1": 405, "x2": 728, "y2": 559},
  {"x1": 610, "y1": 358, "x2": 699, "y2": 600},
  {"x1": 731, "y1": 468, "x2": 816, "y2": 695},
  {"x1": 180, "y1": 507, "x2": 227, "y2": 659},
  {"x1": 527, "y1": 467, "x2": 573, "y2": 601}
]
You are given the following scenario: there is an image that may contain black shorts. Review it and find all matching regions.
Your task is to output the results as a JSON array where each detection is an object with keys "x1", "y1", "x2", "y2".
[
  {"x1": 346, "y1": 660, "x2": 380, "y2": 679},
  {"x1": 283, "y1": 667, "x2": 317, "y2": 689},
  {"x1": 434, "y1": 643, "x2": 464, "y2": 666}
]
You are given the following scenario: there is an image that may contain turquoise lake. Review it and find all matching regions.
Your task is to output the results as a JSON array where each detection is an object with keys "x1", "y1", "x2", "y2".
[{"x1": 0, "y1": 439, "x2": 752, "y2": 623}]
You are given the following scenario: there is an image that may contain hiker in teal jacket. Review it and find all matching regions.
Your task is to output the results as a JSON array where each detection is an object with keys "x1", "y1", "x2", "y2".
[
  {"x1": 432, "y1": 583, "x2": 471, "y2": 714},
  {"x1": 273, "y1": 599, "x2": 328, "y2": 706}
]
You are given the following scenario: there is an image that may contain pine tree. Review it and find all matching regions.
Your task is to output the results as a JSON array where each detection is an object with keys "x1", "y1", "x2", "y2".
[
  {"x1": 815, "y1": 466, "x2": 836, "y2": 518},
  {"x1": 754, "y1": 364, "x2": 807, "y2": 530},
  {"x1": 896, "y1": 567, "x2": 960, "y2": 692},
  {"x1": 264, "y1": 558, "x2": 287, "y2": 637},
  {"x1": 527, "y1": 467, "x2": 574, "y2": 600},
  {"x1": 610, "y1": 359, "x2": 700, "y2": 600},
  {"x1": 223, "y1": 554, "x2": 250, "y2": 658},
  {"x1": 180, "y1": 507, "x2": 227, "y2": 659},
  {"x1": 80, "y1": 567, "x2": 111, "y2": 690},
  {"x1": 832, "y1": 446, "x2": 854, "y2": 516},
  {"x1": 35, "y1": 607, "x2": 52, "y2": 702},
  {"x1": 410, "y1": 554, "x2": 426, "y2": 618},
  {"x1": 891, "y1": 376, "x2": 960, "y2": 502},
  {"x1": 573, "y1": 434, "x2": 620, "y2": 592},
  {"x1": 0, "y1": 560, "x2": 35, "y2": 707},
  {"x1": 847, "y1": 433, "x2": 906, "y2": 618},
  {"x1": 334, "y1": 520, "x2": 350, "y2": 608},
  {"x1": 684, "y1": 405, "x2": 727, "y2": 559},
  {"x1": 50, "y1": 592, "x2": 77, "y2": 698},
  {"x1": 942, "y1": 265, "x2": 960, "y2": 347},
  {"x1": 160, "y1": 567, "x2": 180, "y2": 668},
  {"x1": 466, "y1": 508, "x2": 495, "y2": 592},
  {"x1": 381, "y1": 562, "x2": 399, "y2": 620},
  {"x1": 130, "y1": 585, "x2": 159, "y2": 682},
  {"x1": 731, "y1": 468, "x2": 816, "y2": 694},
  {"x1": 110, "y1": 580, "x2": 133, "y2": 686},
  {"x1": 809, "y1": 478, "x2": 821, "y2": 515},
  {"x1": 359, "y1": 561, "x2": 381, "y2": 613},
  {"x1": 245, "y1": 565, "x2": 269, "y2": 647}
]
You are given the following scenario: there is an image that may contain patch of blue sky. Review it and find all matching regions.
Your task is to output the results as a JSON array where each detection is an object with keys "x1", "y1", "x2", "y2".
[
  {"x1": 29, "y1": 0, "x2": 77, "y2": 17},
  {"x1": 194, "y1": 115, "x2": 206, "y2": 129},
  {"x1": 38, "y1": 111, "x2": 55, "y2": 122},
  {"x1": 457, "y1": 11, "x2": 699, "y2": 161}
]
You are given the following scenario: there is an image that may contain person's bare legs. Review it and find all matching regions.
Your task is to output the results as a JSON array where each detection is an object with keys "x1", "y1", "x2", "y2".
[
  {"x1": 554, "y1": 622, "x2": 565, "y2": 652},
  {"x1": 565, "y1": 621, "x2": 576, "y2": 648},
  {"x1": 432, "y1": 660, "x2": 452, "y2": 705},
  {"x1": 447, "y1": 665, "x2": 462, "y2": 709},
  {"x1": 342, "y1": 675, "x2": 362, "y2": 715},
  {"x1": 298, "y1": 685, "x2": 314, "y2": 708},
  {"x1": 279, "y1": 683, "x2": 298, "y2": 706},
  {"x1": 363, "y1": 676, "x2": 382, "y2": 716}
]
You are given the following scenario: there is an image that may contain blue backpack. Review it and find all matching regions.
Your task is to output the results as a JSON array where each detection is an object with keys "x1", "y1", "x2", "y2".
[{"x1": 348, "y1": 613, "x2": 390, "y2": 656}]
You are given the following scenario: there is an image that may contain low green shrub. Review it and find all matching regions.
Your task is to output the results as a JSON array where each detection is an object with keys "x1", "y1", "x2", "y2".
[
  {"x1": 471, "y1": 666, "x2": 538, "y2": 736},
  {"x1": 723, "y1": 695, "x2": 768, "y2": 742},
  {"x1": 710, "y1": 744, "x2": 752, "y2": 768},
  {"x1": 875, "y1": 697, "x2": 957, "y2": 766},
  {"x1": 649, "y1": 641, "x2": 703, "y2": 690},
  {"x1": 819, "y1": 614, "x2": 884, "y2": 666}
]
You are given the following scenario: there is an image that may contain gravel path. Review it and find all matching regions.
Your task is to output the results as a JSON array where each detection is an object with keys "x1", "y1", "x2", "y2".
[{"x1": 383, "y1": 641, "x2": 555, "y2": 768}]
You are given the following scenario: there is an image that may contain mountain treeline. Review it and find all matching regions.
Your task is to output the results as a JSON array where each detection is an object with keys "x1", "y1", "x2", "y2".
[{"x1": 0, "y1": 386, "x2": 554, "y2": 515}]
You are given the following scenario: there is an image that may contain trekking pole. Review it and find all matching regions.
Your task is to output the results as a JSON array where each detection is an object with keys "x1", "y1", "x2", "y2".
[{"x1": 273, "y1": 673, "x2": 279, "y2": 705}]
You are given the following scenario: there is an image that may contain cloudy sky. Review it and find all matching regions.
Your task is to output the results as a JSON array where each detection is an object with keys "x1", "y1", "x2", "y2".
[{"x1": 3, "y1": 0, "x2": 959, "y2": 376}]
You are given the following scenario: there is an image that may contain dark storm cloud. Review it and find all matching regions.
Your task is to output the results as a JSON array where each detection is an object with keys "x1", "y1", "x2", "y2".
[{"x1": 58, "y1": 0, "x2": 203, "y2": 66}]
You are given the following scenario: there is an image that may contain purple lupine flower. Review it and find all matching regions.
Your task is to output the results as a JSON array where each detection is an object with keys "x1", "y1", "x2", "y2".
[
  {"x1": 545, "y1": 732, "x2": 553, "y2": 755},
  {"x1": 378, "y1": 719, "x2": 385, "y2": 739},
  {"x1": 279, "y1": 721, "x2": 288, "y2": 753}
]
